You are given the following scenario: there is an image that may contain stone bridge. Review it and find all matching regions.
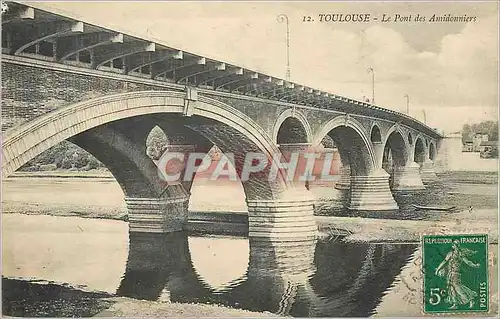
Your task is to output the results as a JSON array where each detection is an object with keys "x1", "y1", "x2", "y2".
[{"x1": 2, "y1": 2, "x2": 445, "y2": 241}]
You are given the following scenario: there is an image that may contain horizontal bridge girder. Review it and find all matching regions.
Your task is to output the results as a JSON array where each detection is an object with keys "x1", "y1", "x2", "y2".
[
  {"x1": 125, "y1": 50, "x2": 183, "y2": 74},
  {"x1": 56, "y1": 32, "x2": 123, "y2": 61},
  {"x1": 92, "y1": 41, "x2": 155, "y2": 69},
  {"x1": 12, "y1": 21, "x2": 84, "y2": 55}
]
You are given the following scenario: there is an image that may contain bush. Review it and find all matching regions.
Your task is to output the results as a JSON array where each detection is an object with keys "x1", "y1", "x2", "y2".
[
  {"x1": 87, "y1": 158, "x2": 101, "y2": 170},
  {"x1": 60, "y1": 158, "x2": 73, "y2": 169},
  {"x1": 73, "y1": 152, "x2": 89, "y2": 169},
  {"x1": 16, "y1": 140, "x2": 106, "y2": 172},
  {"x1": 39, "y1": 164, "x2": 57, "y2": 171},
  {"x1": 20, "y1": 164, "x2": 41, "y2": 172}
]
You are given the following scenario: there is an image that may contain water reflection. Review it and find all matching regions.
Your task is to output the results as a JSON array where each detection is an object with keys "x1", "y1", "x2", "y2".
[
  {"x1": 307, "y1": 241, "x2": 416, "y2": 317},
  {"x1": 188, "y1": 236, "x2": 249, "y2": 291},
  {"x1": 116, "y1": 232, "x2": 212, "y2": 303},
  {"x1": 117, "y1": 231, "x2": 416, "y2": 317}
]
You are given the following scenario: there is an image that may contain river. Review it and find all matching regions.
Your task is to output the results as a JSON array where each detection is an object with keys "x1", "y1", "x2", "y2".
[{"x1": 2, "y1": 173, "x2": 499, "y2": 316}]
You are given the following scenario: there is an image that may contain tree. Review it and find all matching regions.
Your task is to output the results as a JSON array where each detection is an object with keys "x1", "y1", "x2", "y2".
[
  {"x1": 462, "y1": 124, "x2": 472, "y2": 143},
  {"x1": 19, "y1": 141, "x2": 105, "y2": 172},
  {"x1": 462, "y1": 121, "x2": 498, "y2": 142}
]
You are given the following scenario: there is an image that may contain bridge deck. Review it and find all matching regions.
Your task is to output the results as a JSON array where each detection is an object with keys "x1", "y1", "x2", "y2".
[{"x1": 1, "y1": 1, "x2": 441, "y2": 139}]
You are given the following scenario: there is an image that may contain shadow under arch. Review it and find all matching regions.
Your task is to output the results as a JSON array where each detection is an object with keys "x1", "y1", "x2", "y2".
[
  {"x1": 370, "y1": 124, "x2": 382, "y2": 143},
  {"x1": 383, "y1": 130, "x2": 409, "y2": 168},
  {"x1": 69, "y1": 119, "x2": 163, "y2": 198},
  {"x1": 313, "y1": 116, "x2": 376, "y2": 176},
  {"x1": 414, "y1": 136, "x2": 426, "y2": 165},
  {"x1": 429, "y1": 141, "x2": 437, "y2": 161},
  {"x1": 273, "y1": 109, "x2": 312, "y2": 144}
]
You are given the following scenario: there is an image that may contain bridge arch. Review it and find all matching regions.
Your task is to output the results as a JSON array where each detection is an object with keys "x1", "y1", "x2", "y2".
[
  {"x1": 414, "y1": 135, "x2": 426, "y2": 165},
  {"x1": 313, "y1": 116, "x2": 376, "y2": 176},
  {"x1": 273, "y1": 109, "x2": 312, "y2": 144},
  {"x1": 429, "y1": 141, "x2": 437, "y2": 161},
  {"x1": 2, "y1": 90, "x2": 289, "y2": 199},
  {"x1": 382, "y1": 124, "x2": 410, "y2": 166},
  {"x1": 370, "y1": 124, "x2": 382, "y2": 143},
  {"x1": 407, "y1": 132, "x2": 413, "y2": 145},
  {"x1": 383, "y1": 130, "x2": 408, "y2": 167}
]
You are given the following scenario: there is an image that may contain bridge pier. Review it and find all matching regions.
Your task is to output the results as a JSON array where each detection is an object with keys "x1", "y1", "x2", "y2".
[
  {"x1": 124, "y1": 139, "x2": 196, "y2": 233},
  {"x1": 382, "y1": 162, "x2": 393, "y2": 175},
  {"x1": 246, "y1": 188, "x2": 318, "y2": 242},
  {"x1": 420, "y1": 159, "x2": 438, "y2": 184},
  {"x1": 348, "y1": 169, "x2": 399, "y2": 211},
  {"x1": 125, "y1": 191, "x2": 189, "y2": 234},
  {"x1": 308, "y1": 147, "x2": 339, "y2": 188},
  {"x1": 277, "y1": 142, "x2": 313, "y2": 189},
  {"x1": 391, "y1": 162, "x2": 426, "y2": 191},
  {"x1": 305, "y1": 147, "x2": 344, "y2": 213}
]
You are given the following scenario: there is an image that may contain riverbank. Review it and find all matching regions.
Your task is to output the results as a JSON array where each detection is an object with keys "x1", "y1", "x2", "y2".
[
  {"x1": 97, "y1": 297, "x2": 278, "y2": 317},
  {"x1": 317, "y1": 213, "x2": 498, "y2": 244},
  {"x1": 2, "y1": 171, "x2": 498, "y2": 243},
  {"x1": 2, "y1": 278, "x2": 277, "y2": 317}
]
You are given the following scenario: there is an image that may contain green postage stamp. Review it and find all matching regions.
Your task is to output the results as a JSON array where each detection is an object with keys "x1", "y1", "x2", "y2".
[{"x1": 422, "y1": 234, "x2": 489, "y2": 314}]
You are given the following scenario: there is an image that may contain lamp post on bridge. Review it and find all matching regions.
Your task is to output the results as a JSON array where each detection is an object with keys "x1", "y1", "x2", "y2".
[
  {"x1": 277, "y1": 14, "x2": 291, "y2": 81},
  {"x1": 404, "y1": 94, "x2": 410, "y2": 115},
  {"x1": 366, "y1": 67, "x2": 375, "y2": 104}
]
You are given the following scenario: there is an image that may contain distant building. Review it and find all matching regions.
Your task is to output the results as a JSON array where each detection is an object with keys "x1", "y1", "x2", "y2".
[
  {"x1": 479, "y1": 141, "x2": 498, "y2": 158},
  {"x1": 472, "y1": 133, "x2": 489, "y2": 152},
  {"x1": 462, "y1": 140, "x2": 474, "y2": 152}
]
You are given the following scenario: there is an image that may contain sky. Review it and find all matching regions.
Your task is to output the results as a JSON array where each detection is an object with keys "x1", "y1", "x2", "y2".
[{"x1": 20, "y1": 1, "x2": 499, "y2": 133}]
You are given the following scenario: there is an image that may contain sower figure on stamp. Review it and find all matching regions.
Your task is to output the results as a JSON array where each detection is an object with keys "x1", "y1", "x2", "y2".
[{"x1": 435, "y1": 240, "x2": 480, "y2": 310}]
